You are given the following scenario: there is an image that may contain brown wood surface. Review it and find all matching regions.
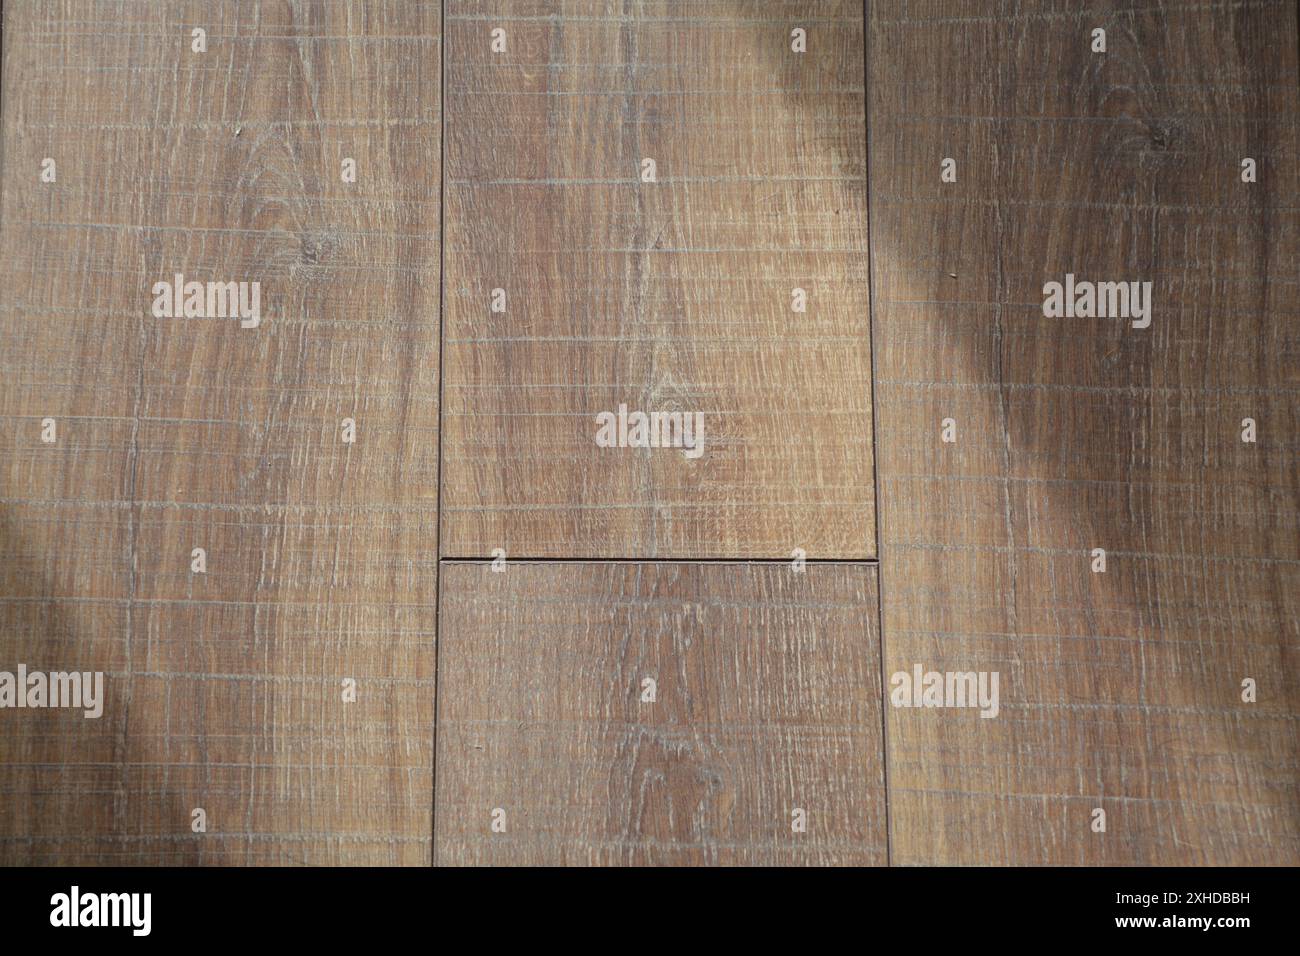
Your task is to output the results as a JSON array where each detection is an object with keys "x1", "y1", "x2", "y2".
[
  {"x1": 868, "y1": 0, "x2": 1300, "y2": 864},
  {"x1": 435, "y1": 560, "x2": 886, "y2": 865},
  {"x1": 440, "y1": 0, "x2": 875, "y2": 559},
  {"x1": 2, "y1": 0, "x2": 1297, "y2": 869},
  {"x1": 0, "y1": 0, "x2": 440, "y2": 864}
]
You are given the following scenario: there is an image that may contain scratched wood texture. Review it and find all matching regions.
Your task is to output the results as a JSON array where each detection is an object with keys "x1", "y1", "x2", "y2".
[
  {"x1": 869, "y1": 0, "x2": 1300, "y2": 864},
  {"x1": 435, "y1": 561, "x2": 886, "y2": 865},
  {"x1": 0, "y1": 1, "x2": 439, "y2": 864},
  {"x1": 440, "y1": 0, "x2": 874, "y2": 559}
]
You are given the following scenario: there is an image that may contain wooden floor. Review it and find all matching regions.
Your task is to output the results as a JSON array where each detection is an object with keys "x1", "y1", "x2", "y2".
[
  {"x1": 0, "y1": 0, "x2": 1296, "y2": 866},
  {"x1": 870, "y1": 0, "x2": 1300, "y2": 865},
  {"x1": 436, "y1": 561, "x2": 885, "y2": 865},
  {"x1": 441, "y1": 1, "x2": 874, "y2": 558}
]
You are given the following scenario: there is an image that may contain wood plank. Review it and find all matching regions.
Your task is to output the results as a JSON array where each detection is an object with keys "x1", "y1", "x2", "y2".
[
  {"x1": 0, "y1": 0, "x2": 439, "y2": 865},
  {"x1": 435, "y1": 560, "x2": 886, "y2": 865},
  {"x1": 869, "y1": 0, "x2": 1300, "y2": 864},
  {"x1": 441, "y1": 0, "x2": 874, "y2": 559}
]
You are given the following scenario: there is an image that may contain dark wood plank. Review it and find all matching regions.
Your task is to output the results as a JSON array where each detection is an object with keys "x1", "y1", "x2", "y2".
[
  {"x1": 441, "y1": 0, "x2": 874, "y2": 559},
  {"x1": 869, "y1": 0, "x2": 1300, "y2": 864},
  {"x1": 0, "y1": 0, "x2": 439, "y2": 865},
  {"x1": 435, "y1": 560, "x2": 886, "y2": 865}
]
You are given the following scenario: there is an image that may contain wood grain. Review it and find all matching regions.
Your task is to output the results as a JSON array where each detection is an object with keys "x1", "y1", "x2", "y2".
[
  {"x1": 435, "y1": 561, "x2": 886, "y2": 865},
  {"x1": 3, "y1": 0, "x2": 1296, "y2": 870},
  {"x1": 440, "y1": 0, "x2": 874, "y2": 559},
  {"x1": 0, "y1": 0, "x2": 439, "y2": 865},
  {"x1": 868, "y1": 0, "x2": 1300, "y2": 864}
]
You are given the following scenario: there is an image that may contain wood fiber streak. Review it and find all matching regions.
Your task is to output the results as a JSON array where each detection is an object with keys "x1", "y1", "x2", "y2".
[
  {"x1": 0, "y1": 1, "x2": 439, "y2": 865},
  {"x1": 441, "y1": 0, "x2": 874, "y2": 559},
  {"x1": 435, "y1": 561, "x2": 886, "y2": 865},
  {"x1": 869, "y1": 0, "x2": 1300, "y2": 864}
]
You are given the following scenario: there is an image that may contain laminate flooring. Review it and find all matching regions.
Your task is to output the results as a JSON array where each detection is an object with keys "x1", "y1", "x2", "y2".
[{"x1": 0, "y1": 0, "x2": 1295, "y2": 866}]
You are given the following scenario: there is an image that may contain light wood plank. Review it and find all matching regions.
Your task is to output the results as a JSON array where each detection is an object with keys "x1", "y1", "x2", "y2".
[
  {"x1": 441, "y1": 0, "x2": 874, "y2": 559},
  {"x1": 0, "y1": 0, "x2": 439, "y2": 865}
]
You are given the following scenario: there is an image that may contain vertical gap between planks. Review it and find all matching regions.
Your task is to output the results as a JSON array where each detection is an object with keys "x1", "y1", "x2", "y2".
[
  {"x1": 862, "y1": 0, "x2": 894, "y2": 867},
  {"x1": 431, "y1": 0, "x2": 447, "y2": 868}
]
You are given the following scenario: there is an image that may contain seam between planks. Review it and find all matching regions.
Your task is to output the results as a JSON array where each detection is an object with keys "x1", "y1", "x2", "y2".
[
  {"x1": 438, "y1": 557, "x2": 883, "y2": 565},
  {"x1": 863, "y1": 0, "x2": 894, "y2": 869},
  {"x1": 431, "y1": 0, "x2": 447, "y2": 870}
]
